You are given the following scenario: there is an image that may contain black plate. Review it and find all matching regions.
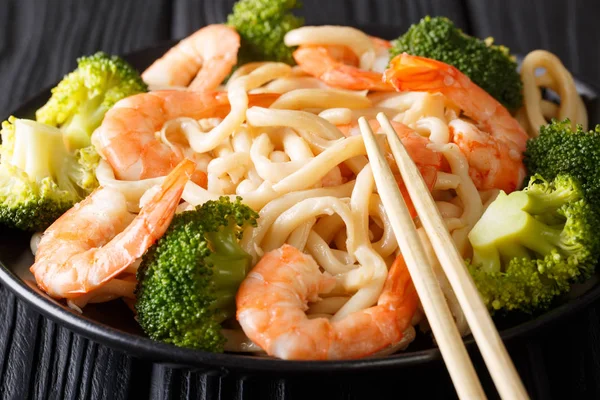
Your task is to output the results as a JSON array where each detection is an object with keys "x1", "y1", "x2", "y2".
[{"x1": 1, "y1": 27, "x2": 600, "y2": 375}]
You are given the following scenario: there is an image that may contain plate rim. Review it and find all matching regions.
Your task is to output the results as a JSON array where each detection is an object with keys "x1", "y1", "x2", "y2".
[{"x1": 2, "y1": 38, "x2": 600, "y2": 374}]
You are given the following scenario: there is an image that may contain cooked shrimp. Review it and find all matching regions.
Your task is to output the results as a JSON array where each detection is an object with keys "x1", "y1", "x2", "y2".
[
  {"x1": 92, "y1": 91, "x2": 279, "y2": 181},
  {"x1": 292, "y1": 38, "x2": 394, "y2": 92},
  {"x1": 384, "y1": 53, "x2": 529, "y2": 151},
  {"x1": 450, "y1": 119, "x2": 526, "y2": 192},
  {"x1": 236, "y1": 245, "x2": 419, "y2": 360},
  {"x1": 30, "y1": 159, "x2": 194, "y2": 299},
  {"x1": 141, "y1": 24, "x2": 240, "y2": 91}
]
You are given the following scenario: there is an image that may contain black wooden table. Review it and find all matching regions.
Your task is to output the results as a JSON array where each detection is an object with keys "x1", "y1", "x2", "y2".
[{"x1": 2, "y1": 1, "x2": 600, "y2": 398}]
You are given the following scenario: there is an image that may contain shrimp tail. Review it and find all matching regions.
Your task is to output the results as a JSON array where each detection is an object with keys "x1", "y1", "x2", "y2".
[
  {"x1": 384, "y1": 53, "x2": 460, "y2": 92},
  {"x1": 293, "y1": 45, "x2": 394, "y2": 92},
  {"x1": 379, "y1": 254, "x2": 418, "y2": 312},
  {"x1": 30, "y1": 159, "x2": 195, "y2": 298},
  {"x1": 88, "y1": 158, "x2": 195, "y2": 290}
]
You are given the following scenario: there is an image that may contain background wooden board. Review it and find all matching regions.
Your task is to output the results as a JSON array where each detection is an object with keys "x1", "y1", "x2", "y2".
[{"x1": 1, "y1": 1, "x2": 600, "y2": 398}]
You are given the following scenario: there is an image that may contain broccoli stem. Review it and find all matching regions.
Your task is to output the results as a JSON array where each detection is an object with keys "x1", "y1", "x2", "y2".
[
  {"x1": 205, "y1": 224, "x2": 252, "y2": 319},
  {"x1": 61, "y1": 96, "x2": 105, "y2": 151},
  {"x1": 516, "y1": 216, "x2": 563, "y2": 256},
  {"x1": 470, "y1": 190, "x2": 564, "y2": 272},
  {"x1": 10, "y1": 120, "x2": 66, "y2": 181}
]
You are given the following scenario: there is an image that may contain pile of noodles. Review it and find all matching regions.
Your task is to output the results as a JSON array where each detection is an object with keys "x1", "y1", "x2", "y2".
[{"x1": 31, "y1": 26, "x2": 588, "y2": 354}]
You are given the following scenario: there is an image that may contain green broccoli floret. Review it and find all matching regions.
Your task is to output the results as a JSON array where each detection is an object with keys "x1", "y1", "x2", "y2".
[
  {"x1": 227, "y1": 0, "x2": 304, "y2": 65},
  {"x1": 135, "y1": 197, "x2": 258, "y2": 352},
  {"x1": 67, "y1": 145, "x2": 101, "y2": 194},
  {"x1": 390, "y1": 16, "x2": 523, "y2": 110},
  {"x1": 0, "y1": 117, "x2": 96, "y2": 231},
  {"x1": 468, "y1": 174, "x2": 600, "y2": 313},
  {"x1": 36, "y1": 51, "x2": 147, "y2": 151},
  {"x1": 525, "y1": 119, "x2": 600, "y2": 214}
]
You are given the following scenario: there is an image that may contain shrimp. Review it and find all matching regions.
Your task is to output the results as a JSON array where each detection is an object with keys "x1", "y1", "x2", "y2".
[
  {"x1": 292, "y1": 38, "x2": 394, "y2": 92},
  {"x1": 384, "y1": 53, "x2": 529, "y2": 192},
  {"x1": 338, "y1": 119, "x2": 442, "y2": 215},
  {"x1": 384, "y1": 53, "x2": 529, "y2": 151},
  {"x1": 450, "y1": 119, "x2": 526, "y2": 192},
  {"x1": 141, "y1": 24, "x2": 240, "y2": 91},
  {"x1": 30, "y1": 159, "x2": 195, "y2": 299},
  {"x1": 236, "y1": 245, "x2": 418, "y2": 360},
  {"x1": 92, "y1": 91, "x2": 279, "y2": 181}
]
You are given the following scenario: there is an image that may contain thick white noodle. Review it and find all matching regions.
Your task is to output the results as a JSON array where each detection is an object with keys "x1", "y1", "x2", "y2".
[
  {"x1": 333, "y1": 165, "x2": 388, "y2": 321},
  {"x1": 415, "y1": 116, "x2": 450, "y2": 144},
  {"x1": 368, "y1": 195, "x2": 398, "y2": 258},
  {"x1": 181, "y1": 63, "x2": 291, "y2": 153},
  {"x1": 318, "y1": 108, "x2": 353, "y2": 125},
  {"x1": 241, "y1": 182, "x2": 355, "y2": 262},
  {"x1": 269, "y1": 89, "x2": 371, "y2": 110},
  {"x1": 305, "y1": 231, "x2": 359, "y2": 275},
  {"x1": 96, "y1": 160, "x2": 164, "y2": 212},
  {"x1": 252, "y1": 76, "x2": 329, "y2": 93},
  {"x1": 434, "y1": 172, "x2": 461, "y2": 190},
  {"x1": 261, "y1": 196, "x2": 357, "y2": 255},
  {"x1": 272, "y1": 136, "x2": 367, "y2": 194},
  {"x1": 431, "y1": 143, "x2": 483, "y2": 256},
  {"x1": 250, "y1": 133, "x2": 309, "y2": 183},
  {"x1": 248, "y1": 106, "x2": 342, "y2": 140},
  {"x1": 312, "y1": 214, "x2": 345, "y2": 243},
  {"x1": 286, "y1": 218, "x2": 316, "y2": 251},
  {"x1": 284, "y1": 26, "x2": 376, "y2": 70}
]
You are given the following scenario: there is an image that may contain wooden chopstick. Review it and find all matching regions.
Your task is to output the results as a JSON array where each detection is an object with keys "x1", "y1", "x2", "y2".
[
  {"x1": 375, "y1": 113, "x2": 529, "y2": 400},
  {"x1": 358, "y1": 117, "x2": 486, "y2": 400}
]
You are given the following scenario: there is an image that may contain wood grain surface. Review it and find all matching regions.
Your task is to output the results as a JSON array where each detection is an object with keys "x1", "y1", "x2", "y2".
[{"x1": 1, "y1": 1, "x2": 600, "y2": 399}]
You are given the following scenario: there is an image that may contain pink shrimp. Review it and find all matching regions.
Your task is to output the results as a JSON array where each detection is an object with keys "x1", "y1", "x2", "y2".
[
  {"x1": 236, "y1": 245, "x2": 418, "y2": 360},
  {"x1": 141, "y1": 24, "x2": 240, "y2": 91},
  {"x1": 293, "y1": 37, "x2": 395, "y2": 92},
  {"x1": 30, "y1": 159, "x2": 194, "y2": 299},
  {"x1": 450, "y1": 119, "x2": 526, "y2": 192},
  {"x1": 384, "y1": 53, "x2": 528, "y2": 192},
  {"x1": 92, "y1": 91, "x2": 280, "y2": 181},
  {"x1": 384, "y1": 53, "x2": 529, "y2": 150}
]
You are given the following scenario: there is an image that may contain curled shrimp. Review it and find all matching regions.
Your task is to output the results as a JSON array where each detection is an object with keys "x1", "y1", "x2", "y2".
[
  {"x1": 141, "y1": 24, "x2": 240, "y2": 91},
  {"x1": 450, "y1": 119, "x2": 526, "y2": 192},
  {"x1": 92, "y1": 91, "x2": 279, "y2": 181},
  {"x1": 236, "y1": 245, "x2": 419, "y2": 360},
  {"x1": 30, "y1": 159, "x2": 195, "y2": 299},
  {"x1": 384, "y1": 53, "x2": 529, "y2": 192},
  {"x1": 290, "y1": 34, "x2": 394, "y2": 92}
]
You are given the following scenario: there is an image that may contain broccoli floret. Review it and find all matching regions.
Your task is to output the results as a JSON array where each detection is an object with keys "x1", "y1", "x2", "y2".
[
  {"x1": 468, "y1": 174, "x2": 600, "y2": 313},
  {"x1": 390, "y1": 16, "x2": 523, "y2": 110},
  {"x1": 36, "y1": 51, "x2": 147, "y2": 151},
  {"x1": 67, "y1": 145, "x2": 100, "y2": 194},
  {"x1": 135, "y1": 197, "x2": 258, "y2": 352},
  {"x1": 0, "y1": 117, "x2": 96, "y2": 231},
  {"x1": 525, "y1": 119, "x2": 600, "y2": 214},
  {"x1": 227, "y1": 0, "x2": 304, "y2": 65}
]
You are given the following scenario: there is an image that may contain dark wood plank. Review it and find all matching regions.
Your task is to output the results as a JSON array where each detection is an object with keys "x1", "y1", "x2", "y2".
[
  {"x1": 0, "y1": 0, "x2": 172, "y2": 116},
  {"x1": 465, "y1": 0, "x2": 600, "y2": 87},
  {"x1": 0, "y1": 1, "x2": 170, "y2": 399},
  {"x1": 171, "y1": 0, "x2": 468, "y2": 38}
]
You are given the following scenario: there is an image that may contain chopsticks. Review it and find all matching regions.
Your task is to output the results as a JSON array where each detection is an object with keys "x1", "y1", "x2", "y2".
[{"x1": 359, "y1": 114, "x2": 529, "y2": 400}]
